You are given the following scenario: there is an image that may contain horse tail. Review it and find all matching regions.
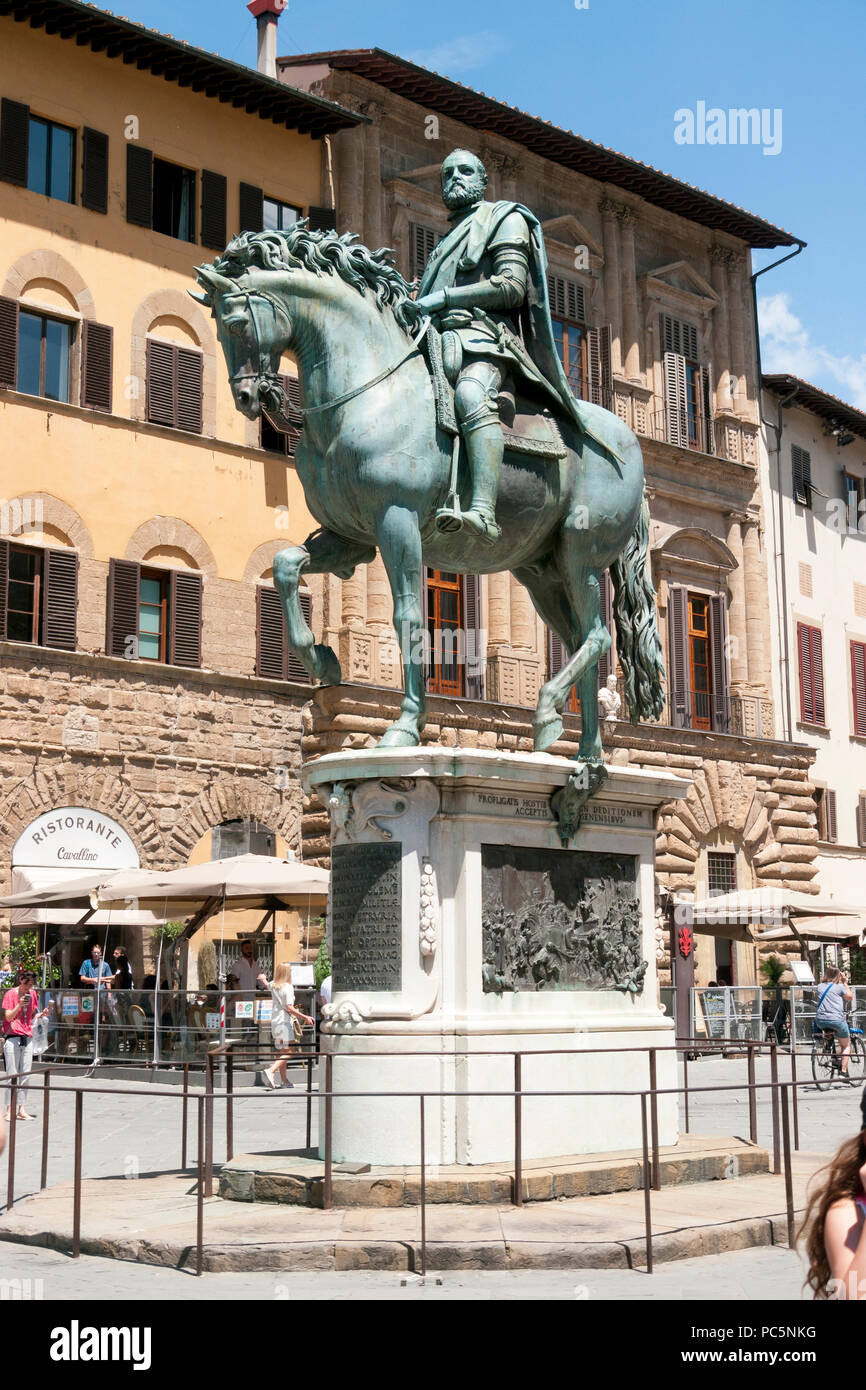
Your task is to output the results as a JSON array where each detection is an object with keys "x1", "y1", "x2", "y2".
[{"x1": 609, "y1": 492, "x2": 665, "y2": 722}]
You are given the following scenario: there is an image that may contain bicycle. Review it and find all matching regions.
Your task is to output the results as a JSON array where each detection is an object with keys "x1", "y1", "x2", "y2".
[{"x1": 811, "y1": 1024, "x2": 865, "y2": 1091}]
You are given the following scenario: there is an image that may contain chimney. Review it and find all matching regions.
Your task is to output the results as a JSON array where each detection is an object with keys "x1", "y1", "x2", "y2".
[{"x1": 247, "y1": 0, "x2": 286, "y2": 80}]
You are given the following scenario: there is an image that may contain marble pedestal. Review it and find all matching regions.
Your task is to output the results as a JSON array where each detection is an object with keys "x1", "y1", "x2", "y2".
[{"x1": 302, "y1": 748, "x2": 689, "y2": 1167}]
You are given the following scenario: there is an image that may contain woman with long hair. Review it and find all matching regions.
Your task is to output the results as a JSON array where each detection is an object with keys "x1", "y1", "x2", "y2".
[
  {"x1": 799, "y1": 1094, "x2": 866, "y2": 1299},
  {"x1": 257, "y1": 962, "x2": 313, "y2": 1090}
]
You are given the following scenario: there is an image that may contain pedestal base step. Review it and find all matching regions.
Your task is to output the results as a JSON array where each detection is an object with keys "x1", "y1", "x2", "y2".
[{"x1": 219, "y1": 1134, "x2": 768, "y2": 1208}]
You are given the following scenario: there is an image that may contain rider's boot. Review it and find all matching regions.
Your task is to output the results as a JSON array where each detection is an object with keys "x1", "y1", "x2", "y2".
[{"x1": 459, "y1": 421, "x2": 503, "y2": 544}]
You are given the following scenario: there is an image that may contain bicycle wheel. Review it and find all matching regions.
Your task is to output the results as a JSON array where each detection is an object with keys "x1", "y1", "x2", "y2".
[
  {"x1": 846, "y1": 1036, "x2": 866, "y2": 1084},
  {"x1": 811, "y1": 1038, "x2": 833, "y2": 1091}
]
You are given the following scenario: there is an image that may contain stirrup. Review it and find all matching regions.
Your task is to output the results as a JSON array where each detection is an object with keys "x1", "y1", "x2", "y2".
[{"x1": 435, "y1": 492, "x2": 464, "y2": 534}]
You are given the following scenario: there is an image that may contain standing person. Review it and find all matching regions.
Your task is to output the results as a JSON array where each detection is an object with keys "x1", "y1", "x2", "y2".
[
  {"x1": 2, "y1": 969, "x2": 48, "y2": 1121},
  {"x1": 229, "y1": 939, "x2": 263, "y2": 994},
  {"x1": 79, "y1": 944, "x2": 113, "y2": 990},
  {"x1": 111, "y1": 948, "x2": 133, "y2": 990},
  {"x1": 815, "y1": 967, "x2": 854, "y2": 1081},
  {"x1": 257, "y1": 963, "x2": 313, "y2": 1090},
  {"x1": 799, "y1": 1094, "x2": 866, "y2": 1299}
]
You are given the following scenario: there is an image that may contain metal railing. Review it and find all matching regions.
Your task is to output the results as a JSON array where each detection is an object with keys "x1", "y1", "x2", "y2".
[{"x1": 1, "y1": 1033, "x2": 850, "y2": 1279}]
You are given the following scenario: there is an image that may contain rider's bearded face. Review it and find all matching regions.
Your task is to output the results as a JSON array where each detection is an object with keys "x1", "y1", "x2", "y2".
[{"x1": 441, "y1": 154, "x2": 487, "y2": 211}]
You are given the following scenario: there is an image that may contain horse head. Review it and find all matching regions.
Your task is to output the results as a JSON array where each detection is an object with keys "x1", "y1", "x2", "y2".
[{"x1": 191, "y1": 263, "x2": 293, "y2": 420}]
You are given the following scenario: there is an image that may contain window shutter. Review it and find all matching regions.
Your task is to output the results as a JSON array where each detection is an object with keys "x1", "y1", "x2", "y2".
[
  {"x1": 42, "y1": 547, "x2": 78, "y2": 651},
  {"x1": 106, "y1": 558, "x2": 140, "y2": 658},
  {"x1": 547, "y1": 627, "x2": 568, "y2": 678},
  {"x1": 0, "y1": 295, "x2": 18, "y2": 388},
  {"x1": 698, "y1": 362, "x2": 713, "y2": 454},
  {"x1": 410, "y1": 224, "x2": 437, "y2": 281},
  {"x1": 548, "y1": 276, "x2": 586, "y2": 324},
  {"x1": 239, "y1": 181, "x2": 263, "y2": 233},
  {"x1": 81, "y1": 128, "x2": 109, "y2": 213},
  {"x1": 825, "y1": 790, "x2": 838, "y2": 844},
  {"x1": 792, "y1": 445, "x2": 812, "y2": 508},
  {"x1": 168, "y1": 570, "x2": 202, "y2": 668},
  {"x1": 262, "y1": 372, "x2": 303, "y2": 454},
  {"x1": 201, "y1": 170, "x2": 227, "y2": 250},
  {"x1": 175, "y1": 347, "x2": 203, "y2": 433},
  {"x1": 146, "y1": 339, "x2": 176, "y2": 427},
  {"x1": 797, "y1": 622, "x2": 825, "y2": 725},
  {"x1": 857, "y1": 794, "x2": 866, "y2": 848},
  {"x1": 0, "y1": 538, "x2": 8, "y2": 641},
  {"x1": 421, "y1": 567, "x2": 431, "y2": 685},
  {"x1": 660, "y1": 313, "x2": 697, "y2": 360},
  {"x1": 851, "y1": 640, "x2": 866, "y2": 737},
  {"x1": 708, "y1": 593, "x2": 729, "y2": 732},
  {"x1": 81, "y1": 320, "x2": 113, "y2": 412},
  {"x1": 0, "y1": 98, "x2": 29, "y2": 186},
  {"x1": 586, "y1": 325, "x2": 611, "y2": 408},
  {"x1": 667, "y1": 586, "x2": 690, "y2": 728},
  {"x1": 286, "y1": 590, "x2": 313, "y2": 683},
  {"x1": 664, "y1": 351, "x2": 688, "y2": 447},
  {"x1": 461, "y1": 574, "x2": 484, "y2": 699},
  {"x1": 126, "y1": 144, "x2": 152, "y2": 227},
  {"x1": 308, "y1": 206, "x2": 337, "y2": 233},
  {"x1": 597, "y1": 569, "x2": 614, "y2": 684},
  {"x1": 256, "y1": 584, "x2": 287, "y2": 679}
]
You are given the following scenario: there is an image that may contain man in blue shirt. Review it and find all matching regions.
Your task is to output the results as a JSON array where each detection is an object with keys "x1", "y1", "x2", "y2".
[{"x1": 79, "y1": 945, "x2": 113, "y2": 989}]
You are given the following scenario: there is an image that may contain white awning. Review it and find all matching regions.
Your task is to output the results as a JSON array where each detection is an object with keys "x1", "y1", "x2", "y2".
[{"x1": 4, "y1": 867, "x2": 169, "y2": 928}]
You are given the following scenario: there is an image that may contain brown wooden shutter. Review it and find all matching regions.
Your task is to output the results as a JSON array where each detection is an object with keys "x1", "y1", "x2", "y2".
[
  {"x1": 852, "y1": 641, "x2": 866, "y2": 737},
  {"x1": 664, "y1": 351, "x2": 688, "y2": 447},
  {"x1": 858, "y1": 795, "x2": 866, "y2": 849},
  {"x1": 667, "y1": 586, "x2": 690, "y2": 728},
  {"x1": 547, "y1": 627, "x2": 568, "y2": 678},
  {"x1": 0, "y1": 98, "x2": 29, "y2": 186},
  {"x1": 106, "y1": 558, "x2": 140, "y2": 658},
  {"x1": 410, "y1": 224, "x2": 437, "y2": 281},
  {"x1": 792, "y1": 445, "x2": 812, "y2": 508},
  {"x1": 825, "y1": 790, "x2": 838, "y2": 844},
  {"x1": 126, "y1": 144, "x2": 152, "y2": 227},
  {"x1": 239, "y1": 182, "x2": 263, "y2": 233},
  {"x1": 286, "y1": 590, "x2": 313, "y2": 683},
  {"x1": 698, "y1": 362, "x2": 713, "y2": 454},
  {"x1": 597, "y1": 569, "x2": 614, "y2": 684},
  {"x1": 307, "y1": 206, "x2": 337, "y2": 233},
  {"x1": 256, "y1": 585, "x2": 287, "y2": 679},
  {"x1": 168, "y1": 570, "x2": 202, "y2": 667},
  {"x1": 586, "y1": 325, "x2": 611, "y2": 408},
  {"x1": 262, "y1": 373, "x2": 303, "y2": 454},
  {"x1": 709, "y1": 593, "x2": 729, "y2": 732},
  {"x1": 146, "y1": 339, "x2": 175, "y2": 426},
  {"x1": 201, "y1": 170, "x2": 227, "y2": 250},
  {"x1": 549, "y1": 276, "x2": 586, "y2": 324},
  {"x1": 798, "y1": 622, "x2": 825, "y2": 725},
  {"x1": 421, "y1": 567, "x2": 431, "y2": 686},
  {"x1": 42, "y1": 547, "x2": 78, "y2": 651},
  {"x1": 461, "y1": 574, "x2": 483, "y2": 699},
  {"x1": 81, "y1": 320, "x2": 113, "y2": 412},
  {"x1": 0, "y1": 538, "x2": 8, "y2": 640},
  {"x1": 0, "y1": 295, "x2": 18, "y2": 388},
  {"x1": 81, "y1": 128, "x2": 109, "y2": 213},
  {"x1": 175, "y1": 347, "x2": 203, "y2": 433}
]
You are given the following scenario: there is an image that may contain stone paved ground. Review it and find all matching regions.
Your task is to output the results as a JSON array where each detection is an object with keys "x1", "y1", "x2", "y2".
[{"x1": 0, "y1": 1242, "x2": 808, "y2": 1300}]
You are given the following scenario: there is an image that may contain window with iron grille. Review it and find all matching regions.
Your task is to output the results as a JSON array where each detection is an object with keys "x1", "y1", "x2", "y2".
[{"x1": 707, "y1": 852, "x2": 736, "y2": 897}]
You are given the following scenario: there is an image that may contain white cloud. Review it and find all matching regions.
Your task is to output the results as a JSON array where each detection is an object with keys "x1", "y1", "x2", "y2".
[
  {"x1": 759, "y1": 292, "x2": 866, "y2": 408},
  {"x1": 406, "y1": 30, "x2": 509, "y2": 75}
]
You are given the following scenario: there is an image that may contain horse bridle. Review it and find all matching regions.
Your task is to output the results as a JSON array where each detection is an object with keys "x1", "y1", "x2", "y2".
[{"x1": 225, "y1": 285, "x2": 431, "y2": 420}]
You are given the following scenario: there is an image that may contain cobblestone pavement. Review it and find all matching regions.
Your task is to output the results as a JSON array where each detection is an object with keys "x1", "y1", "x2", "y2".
[{"x1": 0, "y1": 1242, "x2": 808, "y2": 1300}]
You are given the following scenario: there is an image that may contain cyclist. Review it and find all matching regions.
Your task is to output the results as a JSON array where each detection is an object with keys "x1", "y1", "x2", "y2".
[{"x1": 815, "y1": 968, "x2": 855, "y2": 1083}]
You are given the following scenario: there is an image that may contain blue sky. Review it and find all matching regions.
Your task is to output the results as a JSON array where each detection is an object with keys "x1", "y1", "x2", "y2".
[{"x1": 122, "y1": 0, "x2": 865, "y2": 404}]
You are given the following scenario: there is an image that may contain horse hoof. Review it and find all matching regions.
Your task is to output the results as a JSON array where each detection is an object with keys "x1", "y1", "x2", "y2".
[
  {"x1": 378, "y1": 726, "x2": 421, "y2": 749},
  {"x1": 313, "y1": 644, "x2": 342, "y2": 687},
  {"x1": 533, "y1": 714, "x2": 563, "y2": 753}
]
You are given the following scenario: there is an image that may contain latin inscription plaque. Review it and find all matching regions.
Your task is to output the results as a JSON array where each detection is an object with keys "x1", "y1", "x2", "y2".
[{"x1": 331, "y1": 841, "x2": 402, "y2": 991}]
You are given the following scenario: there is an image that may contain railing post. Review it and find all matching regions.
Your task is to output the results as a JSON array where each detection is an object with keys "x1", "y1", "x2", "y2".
[
  {"x1": 305, "y1": 1054, "x2": 313, "y2": 1152},
  {"x1": 419, "y1": 1094, "x2": 426, "y2": 1280},
  {"x1": 6, "y1": 1081, "x2": 18, "y2": 1212},
  {"x1": 780, "y1": 1084, "x2": 795, "y2": 1248},
  {"x1": 204, "y1": 1050, "x2": 214, "y2": 1198},
  {"x1": 513, "y1": 1052, "x2": 523, "y2": 1207},
  {"x1": 196, "y1": 1096, "x2": 204, "y2": 1277},
  {"x1": 682, "y1": 1049, "x2": 690, "y2": 1133},
  {"x1": 72, "y1": 1091, "x2": 83, "y2": 1259},
  {"x1": 770, "y1": 1043, "x2": 781, "y2": 1175},
  {"x1": 649, "y1": 1049, "x2": 660, "y2": 1190},
  {"x1": 790, "y1": 1048, "x2": 800, "y2": 1151},
  {"x1": 640, "y1": 1093, "x2": 653, "y2": 1275},
  {"x1": 40, "y1": 1070, "x2": 51, "y2": 1191},
  {"x1": 323, "y1": 1052, "x2": 333, "y2": 1211},
  {"x1": 226, "y1": 1051, "x2": 234, "y2": 1164},
  {"x1": 181, "y1": 1064, "x2": 189, "y2": 1171},
  {"x1": 747, "y1": 1044, "x2": 757, "y2": 1145}
]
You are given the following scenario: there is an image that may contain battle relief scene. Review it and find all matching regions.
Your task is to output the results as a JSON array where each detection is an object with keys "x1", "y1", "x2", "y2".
[{"x1": 2, "y1": 0, "x2": 864, "y2": 1324}]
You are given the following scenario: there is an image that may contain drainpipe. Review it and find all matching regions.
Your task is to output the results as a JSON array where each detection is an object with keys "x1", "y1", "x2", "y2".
[
  {"x1": 751, "y1": 239, "x2": 806, "y2": 743},
  {"x1": 247, "y1": 0, "x2": 287, "y2": 80}
]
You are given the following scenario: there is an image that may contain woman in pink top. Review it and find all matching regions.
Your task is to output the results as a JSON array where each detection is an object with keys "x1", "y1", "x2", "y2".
[
  {"x1": 800, "y1": 1094, "x2": 866, "y2": 1299},
  {"x1": 2, "y1": 969, "x2": 48, "y2": 1121}
]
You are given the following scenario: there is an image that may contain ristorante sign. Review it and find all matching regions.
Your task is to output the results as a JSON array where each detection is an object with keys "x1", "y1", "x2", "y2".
[{"x1": 12, "y1": 808, "x2": 139, "y2": 870}]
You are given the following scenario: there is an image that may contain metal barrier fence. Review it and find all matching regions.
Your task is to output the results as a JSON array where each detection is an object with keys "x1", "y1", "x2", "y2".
[
  {"x1": 1, "y1": 1034, "x2": 855, "y2": 1278},
  {"x1": 790, "y1": 986, "x2": 866, "y2": 1045}
]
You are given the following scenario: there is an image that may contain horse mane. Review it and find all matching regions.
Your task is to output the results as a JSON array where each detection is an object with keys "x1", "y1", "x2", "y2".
[{"x1": 213, "y1": 224, "x2": 425, "y2": 335}]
